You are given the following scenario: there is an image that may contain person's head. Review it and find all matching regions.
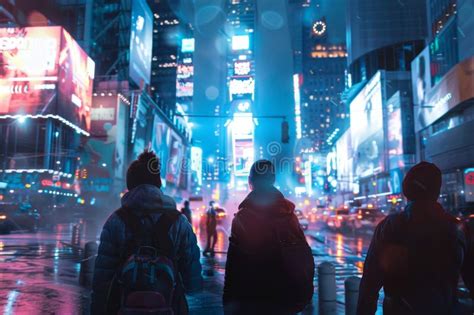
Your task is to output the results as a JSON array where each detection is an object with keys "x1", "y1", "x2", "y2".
[
  {"x1": 126, "y1": 149, "x2": 162, "y2": 191},
  {"x1": 209, "y1": 200, "x2": 215, "y2": 208},
  {"x1": 402, "y1": 161, "x2": 442, "y2": 202},
  {"x1": 184, "y1": 200, "x2": 190, "y2": 207},
  {"x1": 248, "y1": 159, "x2": 276, "y2": 190}
]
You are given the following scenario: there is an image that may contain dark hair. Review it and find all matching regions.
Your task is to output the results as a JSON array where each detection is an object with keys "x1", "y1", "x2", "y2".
[
  {"x1": 126, "y1": 149, "x2": 162, "y2": 190},
  {"x1": 249, "y1": 159, "x2": 275, "y2": 188},
  {"x1": 184, "y1": 200, "x2": 190, "y2": 207},
  {"x1": 402, "y1": 161, "x2": 441, "y2": 201}
]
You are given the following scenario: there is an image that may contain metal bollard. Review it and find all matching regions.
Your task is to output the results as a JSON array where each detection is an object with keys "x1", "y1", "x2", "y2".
[
  {"x1": 318, "y1": 262, "x2": 337, "y2": 315},
  {"x1": 79, "y1": 241, "x2": 98, "y2": 288},
  {"x1": 345, "y1": 276, "x2": 361, "y2": 315}
]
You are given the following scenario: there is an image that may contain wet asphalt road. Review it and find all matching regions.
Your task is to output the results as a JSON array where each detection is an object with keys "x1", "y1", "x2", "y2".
[{"x1": 0, "y1": 220, "x2": 387, "y2": 315}]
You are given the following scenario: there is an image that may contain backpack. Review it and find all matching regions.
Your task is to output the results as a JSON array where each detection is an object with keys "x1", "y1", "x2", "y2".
[
  {"x1": 272, "y1": 214, "x2": 315, "y2": 312},
  {"x1": 116, "y1": 207, "x2": 181, "y2": 315}
]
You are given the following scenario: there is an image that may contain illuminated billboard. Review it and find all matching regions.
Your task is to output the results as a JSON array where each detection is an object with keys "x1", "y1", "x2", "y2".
[
  {"x1": 234, "y1": 61, "x2": 251, "y2": 76},
  {"x1": 181, "y1": 38, "x2": 195, "y2": 53},
  {"x1": 232, "y1": 113, "x2": 254, "y2": 176},
  {"x1": 191, "y1": 146, "x2": 203, "y2": 186},
  {"x1": 0, "y1": 26, "x2": 95, "y2": 134},
  {"x1": 335, "y1": 129, "x2": 354, "y2": 191},
  {"x1": 350, "y1": 72, "x2": 383, "y2": 148},
  {"x1": 166, "y1": 130, "x2": 184, "y2": 185},
  {"x1": 232, "y1": 35, "x2": 250, "y2": 50},
  {"x1": 387, "y1": 92, "x2": 404, "y2": 170},
  {"x1": 354, "y1": 130, "x2": 384, "y2": 178},
  {"x1": 129, "y1": 0, "x2": 153, "y2": 86},
  {"x1": 152, "y1": 115, "x2": 170, "y2": 184},
  {"x1": 81, "y1": 94, "x2": 127, "y2": 184},
  {"x1": 414, "y1": 56, "x2": 474, "y2": 131},
  {"x1": 229, "y1": 77, "x2": 255, "y2": 100},
  {"x1": 293, "y1": 74, "x2": 302, "y2": 140}
]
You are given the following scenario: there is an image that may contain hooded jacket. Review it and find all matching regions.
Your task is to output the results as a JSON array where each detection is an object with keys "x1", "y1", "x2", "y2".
[
  {"x1": 223, "y1": 186, "x2": 305, "y2": 314},
  {"x1": 356, "y1": 200, "x2": 472, "y2": 315},
  {"x1": 91, "y1": 184, "x2": 202, "y2": 314}
]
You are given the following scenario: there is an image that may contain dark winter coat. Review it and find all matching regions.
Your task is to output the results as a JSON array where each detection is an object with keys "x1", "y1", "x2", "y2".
[
  {"x1": 223, "y1": 186, "x2": 306, "y2": 315},
  {"x1": 357, "y1": 200, "x2": 473, "y2": 315},
  {"x1": 90, "y1": 184, "x2": 202, "y2": 315}
]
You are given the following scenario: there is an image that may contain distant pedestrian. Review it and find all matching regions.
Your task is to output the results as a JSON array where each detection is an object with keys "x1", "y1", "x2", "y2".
[
  {"x1": 181, "y1": 200, "x2": 193, "y2": 225},
  {"x1": 357, "y1": 162, "x2": 474, "y2": 315},
  {"x1": 204, "y1": 201, "x2": 218, "y2": 257},
  {"x1": 91, "y1": 150, "x2": 202, "y2": 315},
  {"x1": 223, "y1": 160, "x2": 314, "y2": 315}
]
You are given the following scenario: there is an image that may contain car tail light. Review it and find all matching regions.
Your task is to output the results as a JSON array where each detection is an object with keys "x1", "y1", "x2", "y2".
[
  {"x1": 0, "y1": 215, "x2": 7, "y2": 220},
  {"x1": 357, "y1": 215, "x2": 363, "y2": 219},
  {"x1": 337, "y1": 215, "x2": 343, "y2": 220}
]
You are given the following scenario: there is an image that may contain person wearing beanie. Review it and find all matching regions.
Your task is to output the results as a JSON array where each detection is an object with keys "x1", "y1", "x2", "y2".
[
  {"x1": 91, "y1": 149, "x2": 202, "y2": 315},
  {"x1": 223, "y1": 160, "x2": 314, "y2": 314},
  {"x1": 357, "y1": 162, "x2": 473, "y2": 315}
]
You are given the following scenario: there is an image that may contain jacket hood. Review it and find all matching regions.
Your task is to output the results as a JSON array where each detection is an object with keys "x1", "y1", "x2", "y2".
[
  {"x1": 239, "y1": 186, "x2": 295, "y2": 215},
  {"x1": 121, "y1": 184, "x2": 177, "y2": 213}
]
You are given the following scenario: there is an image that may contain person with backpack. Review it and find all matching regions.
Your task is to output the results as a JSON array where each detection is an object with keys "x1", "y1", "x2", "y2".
[
  {"x1": 181, "y1": 200, "x2": 192, "y2": 225},
  {"x1": 91, "y1": 150, "x2": 202, "y2": 315},
  {"x1": 204, "y1": 200, "x2": 218, "y2": 257},
  {"x1": 357, "y1": 162, "x2": 474, "y2": 315},
  {"x1": 223, "y1": 160, "x2": 315, "y2": 315}
]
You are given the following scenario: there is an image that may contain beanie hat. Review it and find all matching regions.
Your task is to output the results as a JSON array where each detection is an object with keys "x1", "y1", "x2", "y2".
[
  {"x1": 126, "y1": 149, "x2": 162, "y2": 190},
  {"x1": 402, "y1": 161, "x2": 442, "y2": 201}
]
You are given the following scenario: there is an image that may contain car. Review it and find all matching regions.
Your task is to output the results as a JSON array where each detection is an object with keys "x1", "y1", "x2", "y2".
[
  {"x1": 349, "y1": 204, "x2": 386, "y2": 230},
  {"x1": 325, "y1": 206, "x2": 351, "y2": 230},
  {"x1": 0, "y1": 212, "x2": 13, "y2": 234},
  {"x1": 295, "y1": 210, "x2": 309, "y2": 231}
]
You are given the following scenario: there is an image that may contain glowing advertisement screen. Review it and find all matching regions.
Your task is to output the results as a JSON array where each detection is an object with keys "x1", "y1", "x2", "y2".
[
  {"x1": 232, "y1": 113, "x2": 254, "y2": 176},
  {"x1": 229, "y1": 77, "x2": 255, "y2": 100},
  {"x1": 234, "y1": 61, "x2": 251, "y2": 76},
  {"x1": 129, "y1": 0, "x2": 153, "y2": 86},
  {"x1": 176, "y1": 63, "x2": 194, "y2": 98},
  {"x1": 387, "y1": 92, "x2": 404, "y2": 170},
  {"x1": 166, "y1": 130, "x2": 184, "y2": 185},
  {"x1": 81, "y1": 95, "x2": 126, "y2": 188},
  {"x1": 181, "y1": 38, "x2": 195, "y2": 53},
  {"x1": 350, "y1": 72, "x2": 384, "y2": 178},
  {"x1": 151, "y1": 114, "x2": 170, "y2": 184},
  {"x1": 335, "y1": 130, "x2": 354, "y2": 191},
  {"x1": 191, "y1": 146, "x2": 203, "y2": 186},
  {"x1": 354, "y1": 130, "x2": 384, "y2": 178},
  {"x1": 0, "y1": 26, "x2": 95, "y2": 133},
  {"x1": 232, "y1": 35, "x2": 249, "y2": 50},
  {"x1": 414, "y1": 56, "x2": 474, "y2": 132}
]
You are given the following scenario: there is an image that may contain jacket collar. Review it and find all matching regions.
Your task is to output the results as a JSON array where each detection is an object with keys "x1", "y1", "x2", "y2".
[
  {"x1": 239, "y1": 186, "x2": 295, "y2": 214},
  {"x1": 121, "y1": 184, "x2": 176, "y2": 213}
]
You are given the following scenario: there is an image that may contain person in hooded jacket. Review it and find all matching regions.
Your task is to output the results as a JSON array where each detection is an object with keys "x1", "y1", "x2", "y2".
[
  {"x1": 91, "y1": 150, "x2": 202, "y2": 315},
  {"x1": 357, "y1": 161, "x2": 474, "y2": 315},
  {"x1": 223, "y1": 159, "x2": 312, "y2": 315}
]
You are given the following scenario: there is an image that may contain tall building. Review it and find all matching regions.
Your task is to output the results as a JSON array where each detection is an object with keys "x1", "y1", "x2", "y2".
[
  {"x1": 300, "y1": 0, "x2": 348, "y2": 154},
  {"x1": 224, "y1": 0, "x2": 256, "y2": 193},
  {"x1": 414, "y1": 0, "x2": 474, "y2": 211},
  {"x1": 334, "y1": 0, "x2": 428, "y2": 206},
  {"x1": 346, "y1": 0, "x2": 427, "y2": 85},
  {"x1": 149, "y1": 0, "x2": 181, "y2": 118}
]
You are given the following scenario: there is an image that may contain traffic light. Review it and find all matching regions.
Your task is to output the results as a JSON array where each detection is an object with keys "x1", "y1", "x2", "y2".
[{"x1": 281, "y1": 121, "x2": 289, "y2": 143}]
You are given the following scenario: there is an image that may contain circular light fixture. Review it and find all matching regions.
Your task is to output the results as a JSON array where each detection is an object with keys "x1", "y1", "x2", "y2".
[{"x1": 312, "y1": 21, "x2": 327, "y2": 36}]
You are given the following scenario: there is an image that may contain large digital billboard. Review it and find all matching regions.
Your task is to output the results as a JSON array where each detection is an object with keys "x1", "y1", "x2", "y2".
[
  {"x1": 349, "y1": 72, "x2": 384, "y2": 178},
  {"x1": 191, "y1": 146, "x2": 203, "y2": 186},
  {"x1": 354, "y1": 130, "x2": 384, "y2": 178},
  {"x1": 232, "y1": 35, "x2": 250, "y2": 51},
  {"x1": 414, "y1": 56, "x2": 474, "y2": 131},
  {"x1": 81, "y1": 94, "x2": 127, "y2": 187},
  {"x1": 335, "y1": 129, "x2": 354, "y2": 191},
  {"x1": 0, "y1": 26, "x2": 95, "y2": 133},
  {"x1": 387, "y1": 92, "x2": 404, "y2": 170},
  {"x1": 232, "y1": 113, "x2": 254, "y2": 176},
  {"x1": 166, "y1": 130, "x2": 184, "y2": 185},
  {"x1": 129, "y1": 0, "x2": 153, "y2": 86},
  {"x1": 229, "y1": 77, "x2": 255, "y2": 100},
  {"x1": 349, "y1": 71, "x2": 383, "y2": 147}
]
